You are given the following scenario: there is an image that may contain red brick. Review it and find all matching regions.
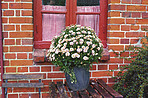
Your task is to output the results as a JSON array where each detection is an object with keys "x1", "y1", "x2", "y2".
[
  {"x1": 109, "y1": 52, "x2": 119, "y2": 57},
  {"x1": 4, "y1": 39, "x2": 15, "y2": 45},
  {"x1": 127, "y1": 5, "x2": 146, "y2": 11},
  {"x1": 16, "y1": 25, "x2": 20, "y2": 31},
  {"x1": 108, "y1": 25, "x2": 120, "y2": 30},
  {"x1": 17, "y1": 53, "x2": 27, "y2": 59},
  {"x1": 108, "y1": 11, "x2": 120, "y2": 17},
  {"x1": 126, "y1": 19, "x2": 135, "y2": 24},
  {"x1": 3, "y1": 32, "x2": 8, "y2": 38},
  {"x1": 19, "y1": 94, "x2": 29, "y2": 98},
  {"x1": 131, "y1": 25, "x2": 139, "y2": 30},
  {"x1": 3, "y1": 46, "x2": 8, "y2": 52},
  {"x1": 2, "y1": 17, "x2": 8, "y2": 23},
  {"x1": 30, "y1": 67, "x2": 40, "y2": 72},
  {"x1": 108, "y1": 39, "x2": 119, "y2": 44},
  {"x1": 122, "y1": 0, "x2": 131, "y2": 3},
  {"x1": 10, "y1": 46, "x2": 33, "y2": 52},
  {"x1": 109, "y1": 5, "x2": 125, "y2": 10},
  {"x1": 22, "y1": 39, "x2": 33, "y2": 45},
  {"x1": 120, "y1": 52, "x2": 129, "y2": 57},
  {"x1": 34, "y1": 56, "x2": 45, "y2": 62},
  {"x1": 21, "y1": 0, "x2": 32, "y2": 2},
  {"x1": 53, "y1": 66, "x2": 61, "y2": 71},
  {"x1": 130, "y1": 39, "x2": 139, "y2": 44},
  {"x1": 22, "y1": 10, "x2": 32, "y2": 16},
  {"x1": 108, "y1": 18, "x2": 125, "y2": 24},
  {"x1": 136, "y1": 19, "x2": 148, "y2": 24},
  {"x1": 142, "y1": 0, "x2": 148, "y2": 4},
  {"x1": 8, "y1": 94, "x2": 18, "y2": 98},
  {"x1": 109, "y1": 0, "x2": 120, "y2": 3},
  {"x1": 48, "y1": 73, "x2": 65, "y2": 78},
  {"x1": 21, "y1": 25, "x2": 33, "y2": 30},
  {"x1": 10, "y1": 32, "x2": 33, "y2": 38},
  {"x1": 13, "y1": 88, "x2": 34, "y2": 92},
  {"x1": 3, "y1": 10, "x2": 14, "y2": 16},
  {"x1": 121, "y1": 25, "x2": 130, "y2": 31},
  {"x1": 6, "y1": 67, "x2": 16, "y2": 73},
  {"x1": 2, "y1": 3, "x2": 8, "y2": 9},
  {"x1": 9, "y1": 17, "x2": 32, "y2": 23},
  {"x1": 108, "y1": 45, "x2": 124, "y2": 51},
  {"x1": 4, "y1": 0, "x2": 14, "y2": 1},
  {"x1": 16, "y1": 39, "x2": 21, "y2": 45},
  {"x1": 9, "y1": 3, "x2": 32, "y2": 9},
  {"x1": 90, "y1": 65, "x2": 96, "y2": 70},
  {"x1": 92, "y1": 71, "x2": 113, "y2": 77},
  {"x1": 5, "y1": 53, "x2": 16, "y2": 59},
  {"x1": 98, "y1": 65, "x2": 107, "y2": 70},
  {"x1": 108, "y1": 78, "x2": 116, "y2": 83},
  {"x1": 142, "y1": 13, "x2": 148, "y2": 18},
  {"x1": 132, "y1": 0, "x2": 142, "y2": 4},
  {"x1": 126, "y1": 32, "x2": 145, "y2": 37},
  {"x1": 11, "y1": 60, "x2": 33, "y2": 66},
  {"x1": 16, "y1": 10, "x2": 20, "y2": 16},
  {"x1": 42, "y1": 93, "x2": 50, "y2": 98},
  {"x1": 108, "y1": 58, "x2": 123, "y2": 63},
  {"x1": 132, "y1": 12, "x2": 141, "y2": 18},
  {"x1": 108, "y1": 32, "x2": 124, "y2": 37},
  {"x1": 18, "y1": 67, "x2": 28, "y2": 72},
  {"x1": 120, "y1": 39, "x2": 129, "y2": 44},
  {"x1": 109, "y1": 65, "x2": 118, "y2": 70},
  {"x1": 122, "y1": 12, "x2": 131, "y2": 17},
  {"x1": 29, "y1": 53, "x2": 33, "y2": 59},
  {"x1": 4, "y1": 25, "x2": 15, "y2": 31},
  {"x1": 41, "y1": 66, "x2": 51, "y2": 72}
]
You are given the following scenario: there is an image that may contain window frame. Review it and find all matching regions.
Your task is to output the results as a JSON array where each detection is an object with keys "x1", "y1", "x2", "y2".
[{"x1": 33, "y1": 0, "x2": 108, "y2": 49}]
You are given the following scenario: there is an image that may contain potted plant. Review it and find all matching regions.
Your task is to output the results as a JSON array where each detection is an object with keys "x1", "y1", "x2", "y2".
[{"x1": 46, "y1": 25, "x2": 103, "y2": 91}]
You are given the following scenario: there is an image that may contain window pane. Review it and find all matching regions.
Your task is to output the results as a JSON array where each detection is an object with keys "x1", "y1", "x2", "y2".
[
  {"x1": 42, "y1": 0, "x2": 66, "y2": 6},
  {"x1": 77, "y1": 6, "x2": 100, "y2": 36},
  {"x1": 77, "y1": 0, "x2": 100, "y2": 6},
  {"x1": 42, "y1": 6, "x2": 66, "y2": 41}
]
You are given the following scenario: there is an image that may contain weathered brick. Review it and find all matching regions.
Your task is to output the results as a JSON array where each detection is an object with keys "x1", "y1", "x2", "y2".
[
  {"x1": 16, "y1": 10, "x2": 20, "y2": 16},
  {"x1": 141, "y1": 25, "x2": 148, "y2": 31},
  {"x1": 30, "y1": 67, "x2": 40, "y2": 72},
  {"x1": 132, "y1": 12, "x2": 141, "y2": 18},
  {"x1": 126, "y1": 32, "x2": 145, "y2": 37},
  {"x1": 132, "y1": 0, "x2": 142, "y2": 4},
  {"x1": 3, "y1": 46, "x2": 8, "y2": 52},
  {"x1": 16, "y1": 25, "x2": 20, "y2": 31},
  {"x1": 108, "y1": 11, "x2": 120, "y2": 17},
  {"x1": 2, "y1": 3, "x2": 8, "y2": 9},
  {"x1": 136, "y1": 19, "x2": 148, "y2": 24},
  {"x1": 8, "y1": 94, "x2": 18, "y2": 98},
  {"x1": 131, "y1": 25, "x2": 139, "y2": 30},
  {"x1": 122, "y1": 12, "x2": 131, "y2": 17},
  {"x1": 109, "y1": 65, "x2": 118, "y2": 70},
  {"x1": 108, "y1": 58, "x2": 123, "y2": 63},
  {"x1": 11, "y1": 60, "x2": 33, "y2": 66},
  {"x1": 3, "y1": 32, "x2": 8, "y2": 38},
  {"x1": 10, "y1": 46, "x2": 33, "y2": 52},
  {"x1": 13, "y1": 88, "x2": 34, "y2": 92},
  {"x1": 142, "y1": 0, "x2": 148, "y2": 4},
  {"x1": 142, "y1": 13, "x2": 148, "y2": 18},
  {"x1": 48, "y1": 73, "x2": 65, "y2": 78},
  {"x1": 2, "y1": 17, "x2": 8, "y2": 23},
  {"x1": 108, "y1": 45, "x2": 124, "y2": 51},
  {"x1": 130, "y1": 39, "x2": 139, "y2": 44},
  {"x1": 126, "y1": 19, "x2": 135, "y2": 24},
  {"x1": 16, "y1": 39, "x2": 21, "y2": 45},
  {"x1": 98, "y1": 65, "x2": 107, "y2": 70},
  {"x1": 22, "y1": 39, "x2": 33, "y2": 45},
  {"x1": 108, "y1": 39, "x2": 119, "y2": 44}
]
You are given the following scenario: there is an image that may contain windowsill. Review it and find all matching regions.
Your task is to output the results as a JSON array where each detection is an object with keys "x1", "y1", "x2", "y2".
[{"x1": 33, "y1": 48, "x2": 110, "y2": 64}]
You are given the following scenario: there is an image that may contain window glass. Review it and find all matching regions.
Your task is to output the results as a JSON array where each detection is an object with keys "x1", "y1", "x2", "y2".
[
  {"x1": 77, "y1": 0, "x2": 100, "y2": 6},
  {"x1": 42, "y1": 0, "x2": 66, "y2": 6}
]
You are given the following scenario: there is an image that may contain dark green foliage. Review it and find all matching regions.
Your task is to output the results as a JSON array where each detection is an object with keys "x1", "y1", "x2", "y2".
[{"x1": 113, "y1": 37, "x2": 148, "y2": 98}]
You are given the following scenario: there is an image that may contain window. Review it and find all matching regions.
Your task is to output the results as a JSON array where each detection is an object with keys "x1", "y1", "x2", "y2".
[{"x1": 34, "y1": 0, "x2": 108, "y2": 49}]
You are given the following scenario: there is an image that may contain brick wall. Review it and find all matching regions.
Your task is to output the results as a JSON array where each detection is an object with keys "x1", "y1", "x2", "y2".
[{"x1": 0, "y1": 0, "x2": 148, "y2": 98}]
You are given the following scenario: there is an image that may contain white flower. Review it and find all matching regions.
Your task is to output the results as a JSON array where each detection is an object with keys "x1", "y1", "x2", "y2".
[
  {"x1": 80, "y1": 39, "x2": 84, "y2": 42},
  {"x1": 83, "y1": 56, "x2": 89, "y2": 60},
  {"x1": 65, "y1": 52, "x2": 70, "y2": 56},
  {"x1": 83, "y1": 48, "x2": 88, "y2": 53},
  {"x1": 72, "y1": 32, "x2": 75, "y2": 35},
  {"x1": 88, "y1": 31, "x2": 91, "y2": 34},
  {"x1": 70, "y1": 42, "x2": 74, "y2": 45},
  {"x1": 77, "y1": 48, "x2": 82, "y2": 53},
  {"x1": 61, "y1": 46, "x2": 66, "y2": 51},
  {"x1": 92, "y1": 50, "x2": 95, "y2": 55},
  {"x1": 69, "y1": 30, "x2": 73, "y2": 33},
  {"x1": 80, "y1": 41, "x2": 83, "y2": 44},
  {"x1": 76, "y1": 28, "x2": 80, "y2": 31},
  {"x1": 65, "y1": 48, "x2": 69, "y2": 52},
  {"x1": 76, "y1": 25, "x2": 81, "y2": 27},
  {"x1": 86, "y1": 41, "x2": 92, "y2": 46},
  {"x1": 77, "y1": 32, "x2": 81, "y2": 34},
  {"x1": 55, "y1": 49, "x2": 59, "y2": 54},
  {"x1": 97, "y1": 47, "x2": 100, "y2": 50},
  {"x1": 70, "y1": 48, "x2": 74, "y2": 51},
  {"x1": 64, "y1": 43, "x2": 67, "y2": 46},
  {"x1": 82, "y1": 30, "x2": 86, "y2": 34},
  {"x1": 92, "y1": 44, "x2": 96, "y2": 48},
  {"x1": 82, "y1": 46, "x2": 85, "y2": 49},
  {"x1": 64, "y1": 34, "x2": 68, "y2": 38},
  {"x1": 71, "y1": 54, "x2": 76, "y2": 58}
]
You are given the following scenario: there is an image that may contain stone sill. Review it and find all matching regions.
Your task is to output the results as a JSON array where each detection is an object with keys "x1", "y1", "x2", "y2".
[{"x1": 33, "y1": 48, "x2": 110, "y2": 64}]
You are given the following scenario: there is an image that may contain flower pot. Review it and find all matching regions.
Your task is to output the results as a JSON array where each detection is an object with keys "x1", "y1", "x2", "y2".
[{"x1": 65, "y1": 66, "x2": 90, "y2": 91}]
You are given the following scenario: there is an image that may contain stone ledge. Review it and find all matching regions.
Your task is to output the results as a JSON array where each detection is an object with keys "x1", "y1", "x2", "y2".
[{"x1": 33, "y1": 48, "x2": 110, "y2": 64}]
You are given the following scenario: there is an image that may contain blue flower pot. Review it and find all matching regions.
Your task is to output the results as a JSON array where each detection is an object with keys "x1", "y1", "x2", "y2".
[{"x1": 65, "y1": 67, "x2": 90, "y2": 91}]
